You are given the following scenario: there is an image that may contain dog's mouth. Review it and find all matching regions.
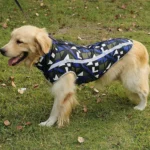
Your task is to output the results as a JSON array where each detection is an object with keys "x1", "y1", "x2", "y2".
[{"x1": 8, "y1": 52, "x2": 28, "y2": 66}]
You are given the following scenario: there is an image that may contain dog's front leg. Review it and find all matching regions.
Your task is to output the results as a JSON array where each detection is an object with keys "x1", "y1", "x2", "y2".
[
  {"x1": 39, "y1": 96, "x2": 61, "y2": 127},
  {"x1": 39, "y1": 72, "x2": 78, "y2": 127}
]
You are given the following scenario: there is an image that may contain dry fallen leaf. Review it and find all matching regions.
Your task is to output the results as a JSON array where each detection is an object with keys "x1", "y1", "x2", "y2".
[
  {"x1": 128, "y1": 28, "x2": 133, "y2": 31},
  {"x1": 78, "y1": 136, "x2": 85, "y2": 143},
  {"x1": 40, "y1": 3, "x2": 44, "y2": 7},
  {"x1": 9, "y1": 76, "x2": 16, "y2": 87},
  {"x1": 83, "y1": 105, "x2": 88, "y2": 113},
  {"x1": 25, "y1": 122, "x2": 31, "y2": 126},
  {"x1": 4, "y1": 120, "x2": 11, "y2": 126},
  {"x1": 115, "y1": 14, "x2": 122, "y2": 19},
  {"x1": 140, "y1": 7, "x2": 143, "y2": 10},
  {"x1": 1, "y1": 83, "x2": 6, "y2": 87},
  {"x1": 33, "y1": 84, "x2": 39, "y2": 88},
  {"x1": 102, "y1": 93, "x2": 106, "y2": 96},
  {"x1": 102, "y1": 38, "x2": 107, "y2": 41},
  {"x1": 97, "y1": 98, "x2": 102, "y2": 103},
  {"x1": 77, "y1": 36, "x2": 83, "y2": 40},
  {"x1": 93, "y1": 88, "x2": 99, "y2": 93},
  {"x1": 127, "y1": 114, "x2": 132, "y2": 119},
  {"x1": 2, "y1": 22, "x2": 8, "y2": 29},
  {"x1": 132, "y1": 22, "x2": 136, "y2": 27},
  {"x1": 132, "y1": 15, "x2": 136, "y2": 19},
  {"x1": 35, "y1": 13, "x2": 39, "y2": 16},
  {"x1": 18, "y1": 88, "x2": 26, "y2": 94},
  {"x1": 11, "y1": 81, "x2": 16, "y2": 88},
  {"x1": 6, "y1": 18, "x2": 10, "y2": 22},
  {"x1": 117, "y1": 28, "x2": 123, "y2": 32},
  {"x1": 90, "y1": 85, "x2": 94, "y2": 89},
  {"x1": 121, "y1": 4, "x2": 126, "y2": 9},
  {"x1": 17, "y1": 125, "x2": 23, "y2": 130},
  {"x1": 10, "y1": 76, "x2": 14, "y2": 81}
]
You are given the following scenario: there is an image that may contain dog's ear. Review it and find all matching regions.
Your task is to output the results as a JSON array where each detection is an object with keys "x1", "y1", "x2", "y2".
[{"x1": 35, "y1": 28, "x2": 52, "y2": 54}]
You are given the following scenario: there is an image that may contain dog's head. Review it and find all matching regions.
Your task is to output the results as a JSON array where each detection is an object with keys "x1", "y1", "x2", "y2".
[{"x1": 0, "y1": 25, "x2": 52, "y2": 66}]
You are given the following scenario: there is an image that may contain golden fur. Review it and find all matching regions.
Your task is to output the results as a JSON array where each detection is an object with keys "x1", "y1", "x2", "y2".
[{"x1": 1, "y1": 25, "x2": 149, "y2": 127}]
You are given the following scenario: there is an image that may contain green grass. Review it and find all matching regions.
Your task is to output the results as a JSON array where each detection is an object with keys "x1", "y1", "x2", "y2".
[{"x1": 0, "y1": 0, "x2": 150, "y2": 149}]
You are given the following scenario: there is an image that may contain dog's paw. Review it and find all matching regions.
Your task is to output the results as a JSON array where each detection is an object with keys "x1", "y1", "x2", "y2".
[
  {"x1": 39, "y1": 121, "x2": 49, "y2": 126},
  {"x1": 39, "y1": 121, "x2": 53, "y2": 127},
  {"x1": 134, "y1": 105, "x2": 145, "y2": 111},
  {"x1": 39, "y1": 120, "x2": 56, "y2": 127}
]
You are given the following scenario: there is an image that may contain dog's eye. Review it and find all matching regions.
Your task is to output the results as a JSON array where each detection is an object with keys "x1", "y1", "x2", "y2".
[{"x1": 16, "y1": 40, "x2": 23, "y2": 44}]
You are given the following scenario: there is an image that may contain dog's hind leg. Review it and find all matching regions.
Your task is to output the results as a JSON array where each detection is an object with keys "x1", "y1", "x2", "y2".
[
  {"x1": 121, "y1": 65, "x2": 149, "y2": 111},
  {"x1": 134, "y1": 89, "x2": 149, "y2": 111},
  {"x1": 125, "y1": 90, "x2": 148, "y2": 110},
  {"x1": 39, "y1": 72, "x2": 78, "y2": 127},
  {"x1": 125, "y1": 90, "x2": 140, "y2": 104}
]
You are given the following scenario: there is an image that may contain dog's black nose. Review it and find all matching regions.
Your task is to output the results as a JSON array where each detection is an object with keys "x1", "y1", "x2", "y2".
[{"x1": 0, "y1": 48, "x2": 6, "y2": 56}]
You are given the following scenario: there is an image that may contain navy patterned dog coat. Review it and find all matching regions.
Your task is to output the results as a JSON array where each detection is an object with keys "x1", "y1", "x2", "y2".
[{"x1": 36, "y1": 37, "x2": 133, "y2": 85}]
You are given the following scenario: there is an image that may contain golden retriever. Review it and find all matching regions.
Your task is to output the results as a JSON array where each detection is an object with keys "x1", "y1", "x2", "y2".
[{"x1": 0, "y1": 25, "x2": 149, "y2": 127}]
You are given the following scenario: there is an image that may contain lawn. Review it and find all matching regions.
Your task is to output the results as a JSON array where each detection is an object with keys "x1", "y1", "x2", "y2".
[{"x1": 0, "y1": 0, "x2": 150, "y2": 149}]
